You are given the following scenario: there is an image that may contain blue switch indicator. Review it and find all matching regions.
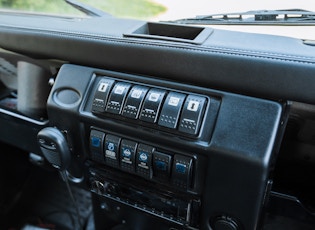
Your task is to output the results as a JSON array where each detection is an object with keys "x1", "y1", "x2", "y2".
[
  {"x1": 175, "y1": 163, "x2": 187, "y2": 174},
  {"x1": 89, "y1": 130, "x2": 105, "y2": 163},
  {"x1": 91, "y1": 137, "x2": 101, "y2": 148},
  {"x1": 155, "y1": 161, "x2": 167, "y2": 171}
]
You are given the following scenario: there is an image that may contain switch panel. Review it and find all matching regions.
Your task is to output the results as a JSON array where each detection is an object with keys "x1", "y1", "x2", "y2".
[
  {"x1": 88, "y1": 127, "x2": 198, "y2": 192},
  {"x1": 122, "y1": 85, "x2": 149, "y2": 119},
  {"x1": 120, "y1": 139, "x2": 137, "y2": 173},
  {"x1": 139, "y1": 89, "x2": 166, "y2": 123},
  {"x1": 106, "y1": 82, "x2": 131, "y2": 114},
  {"x1": 136, "y1": 144, "x2": 155, "y2": 178},
  {"x1": 178, "y1": 95, "x2": 207, "y2": 135},
  {"x1": 158, "y1": 92, "x2": 186, "y2": 129},
  {"x1": 104, "y1": 134, "x2": 121, "y2": 168},
  {"x1": 92, "y1": 79, "x2": 115, "y2": 113},
  {"x1": 90, "y1": 77, "x2": 214, "y2": 137},
  {"x1": 172, "y1": 155, "x2": 193, "y2": 190},
  {"x1": 90, "y1": 130, "x2": 105, "y2": 163}
]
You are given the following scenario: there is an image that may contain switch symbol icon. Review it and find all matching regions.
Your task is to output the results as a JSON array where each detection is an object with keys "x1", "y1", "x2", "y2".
[
  {"x1": 108, "y1": 142, "x2": 115, "y2": 151},
  {"x1": 149, "y1": 93, "x2": 160, "y2": 102},
  {"x1": 187, "y1": 101, "x2": 199, "y2": 112},
  {"x1": 131, "y1": 89, "x2": 142, "y2": 99},
  {"x1": 168, "y1": 96, "x2": 180, "y2": 107},
  {"x1": 114, "y1": 86, "x2": 125, "y2": 95},
  {"x1": 139, "y1": 153, "x2": 148, "y2": 162},
  {"x1": 123, "y1": 148, "x2": 131, "y2": 157},
  {"x1": 98, "y1": 83, "x2": 108, "y2": 92}
]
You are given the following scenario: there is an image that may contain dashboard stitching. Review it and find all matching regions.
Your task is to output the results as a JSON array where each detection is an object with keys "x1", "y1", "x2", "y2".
[{"x1": 1, "y1": 25, "x2": 315, "y2": 64}]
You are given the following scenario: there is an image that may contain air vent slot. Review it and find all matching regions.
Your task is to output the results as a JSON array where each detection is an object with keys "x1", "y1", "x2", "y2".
[{"x1": 124, "y1": 22, "x2": 212, "y2": 44}]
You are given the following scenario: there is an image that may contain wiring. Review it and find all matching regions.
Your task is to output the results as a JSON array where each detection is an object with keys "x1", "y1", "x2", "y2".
[{"x1": 61, "y1": 171, "x2": 84, "y2": 230}]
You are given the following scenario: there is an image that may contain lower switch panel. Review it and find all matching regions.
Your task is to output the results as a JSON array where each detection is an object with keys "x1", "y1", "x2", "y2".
[
  {"x1": 89, "y1": 129, "x2": 196, "y2": 192},
  {"x1": 172, "y1": 155, "x2": 193, "y2": 190}
]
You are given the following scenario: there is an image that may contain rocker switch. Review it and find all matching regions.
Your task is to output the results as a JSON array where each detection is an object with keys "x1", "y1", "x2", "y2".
[
  {"x1": 92, "y1": 78, "x2": 115, "y2": 113},
  {"x1": 90, "y1": 130, "x2": 105, "y2": 163},
  {"x1": 106, "y1": 82, "x2": 131, "y2": 114},
  {"x1": 120, "y1": 139, "x2": 137, "y2": 173},
  {"x1": 153, "y1": 151, "x2": 172, "y2": 181},
  {"x1": 172, "y1": 155, "x2": 193, "y2": 190},
  {"x1": 178, "y1": 95, "x2": 207, "y2": 135},
  {"x1": 122, "y1": 85, "x2": 149, "y2": 119},
  {"x1": 104, "y1": 135, "x2": 121, "y2": 168},
  {"x1": 136, "y1": 144, "x2": 155, "y2": 179},
  {"x1": 139, "y1": 89, "x2": 166, "y2": 123},
  {"x1": 158, "y1": 92, "x2": 186, "y2": 129}
]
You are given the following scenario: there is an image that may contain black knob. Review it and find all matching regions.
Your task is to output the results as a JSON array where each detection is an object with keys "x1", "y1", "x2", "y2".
[
  {"x1": 213, "y1": 216, "x2": 239, "y2": 230},
  {"x1": 91, "y1": 180, "x2": 105, "y2": 194}
]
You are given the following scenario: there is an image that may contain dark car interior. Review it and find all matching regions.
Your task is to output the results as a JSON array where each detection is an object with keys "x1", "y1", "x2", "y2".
[{"x1": 0, "y1": 7, "x2": 315, "y2": 230}]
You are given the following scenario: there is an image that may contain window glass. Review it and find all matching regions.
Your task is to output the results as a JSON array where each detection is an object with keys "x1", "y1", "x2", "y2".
[{"x1": 1, "y1": 0, "x2": 315, "y2": 21}]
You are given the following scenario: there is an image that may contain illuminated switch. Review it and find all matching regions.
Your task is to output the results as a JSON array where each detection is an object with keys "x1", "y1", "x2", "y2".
[
  {"x1": 178, "y1": 95, "x2": 207, "y2": 135},
  {"x1": 90, "y1": 130, "x2": 105, "y2": 163},
  {"x1": 104, "y1": 134, "x2": 121, "y2": 168},
  {"x1": 136, "y1": 144, "x2": 155, "y2": 179},
  {"x1": 158, "y1": 92, "x2": 186, "y2": 129},
  {"x1": 92, "y1": 78, "x2": 115, "y2": 113},
  {"x1": 139, "y1": 89, "x2": 166, "y2": 123},
  {"x1": 122, "y1": 85, "x2": 149, "y2": 119},
  {"x1": 172, "y1": 155, "x2": 193, "y2": 190},
  {"x1": 153, "y1": 151, "x2": 172, "y2": 181},
  {"x1": 120, "y1": 139, "x2": 137, "y2": 173},
  {"x1": 106, "y1": 82, "x2": 131, "y2": 114}
]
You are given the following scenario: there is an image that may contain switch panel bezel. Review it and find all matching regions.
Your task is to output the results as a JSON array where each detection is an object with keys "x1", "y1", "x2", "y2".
[{"x1": 89, "y1": 75, "x2": 220, "y2": 140}]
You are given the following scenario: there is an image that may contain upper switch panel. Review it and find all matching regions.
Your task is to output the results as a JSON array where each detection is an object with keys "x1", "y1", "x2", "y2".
[{"x1": 90, "y1": 76, "x2": 211, "y2": 138}]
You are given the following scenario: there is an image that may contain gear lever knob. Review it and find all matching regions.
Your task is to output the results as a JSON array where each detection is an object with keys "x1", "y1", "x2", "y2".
[{"x1": 37, "y1": 127, "x2": 71, "y2": 171}]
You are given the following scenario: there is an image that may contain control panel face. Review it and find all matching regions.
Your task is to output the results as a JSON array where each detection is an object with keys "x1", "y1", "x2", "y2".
[
  {"x1": 90, "y1": 129, "x2": 195, "y2": 191},
  {"x1": 86, "y1": 75, "x2": 217, "y2": 195},
  {"x1": 91, "y1": 76, "x2": 209, "y2": 137},
  {"x1": 47, "y1": 65, "x2": 284, "y2": 230}
]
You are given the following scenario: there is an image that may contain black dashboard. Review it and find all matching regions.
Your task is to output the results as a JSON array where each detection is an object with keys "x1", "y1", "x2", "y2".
[{"x1": 0, "y1": 12, "x2": 314, "y2": 230}]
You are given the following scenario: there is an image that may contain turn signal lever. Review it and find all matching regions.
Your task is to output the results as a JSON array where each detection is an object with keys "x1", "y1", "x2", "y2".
[{"x1": 37, "y1": 127, "x2": 71, "y2": 172}]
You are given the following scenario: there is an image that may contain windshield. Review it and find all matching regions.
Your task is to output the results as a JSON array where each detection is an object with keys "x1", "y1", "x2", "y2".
[
  {"x1": 1, "y1": 0, "x2": 315, "y2": 39},
  {"x1": 0, "y1": 0, "x2": 85, "y2": 16},
  {"x1": 1, "y1": 0, "x2": 315, "y2": 20},
  {"x1": 0, "y1": 0, "x2": 167, "y2": 19},
  {"x1": 154, "y1": 0, "x2": 315, "y2": 21}
]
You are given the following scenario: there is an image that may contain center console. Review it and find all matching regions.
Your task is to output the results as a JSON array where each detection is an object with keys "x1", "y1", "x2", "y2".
[{"x1": 45, "y1": 64, "x2": 286, "y2": 230}]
